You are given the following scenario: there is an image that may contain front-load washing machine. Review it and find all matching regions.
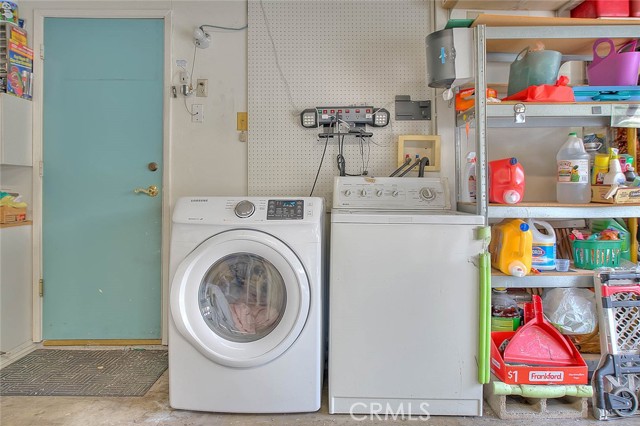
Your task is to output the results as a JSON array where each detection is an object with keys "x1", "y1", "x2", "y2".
[{"x1": 169, "y1": 197, "x2": 324, "y2": 413}]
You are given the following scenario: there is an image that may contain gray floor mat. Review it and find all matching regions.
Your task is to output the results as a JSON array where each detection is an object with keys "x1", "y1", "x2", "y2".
[{"x1": 0, "y1": 349, "x2": 167, "y2": 397}]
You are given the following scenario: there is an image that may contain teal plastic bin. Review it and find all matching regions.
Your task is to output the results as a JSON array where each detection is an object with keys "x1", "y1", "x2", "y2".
[{"x1": 507, "y1": 48, "x2": 562, "y2": 96}]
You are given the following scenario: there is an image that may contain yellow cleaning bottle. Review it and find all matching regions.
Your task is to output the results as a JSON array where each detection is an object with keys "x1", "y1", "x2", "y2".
[{"x1": 489, "y1": 219, "x2": 533, "y2": 277}]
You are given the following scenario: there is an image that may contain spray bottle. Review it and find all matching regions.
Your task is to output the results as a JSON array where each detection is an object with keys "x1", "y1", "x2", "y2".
[
  {"x1": 460, "y1": 152, "x2": 477, "y2": 203},
  {"x1": 603, "y1": 148, "x2": 627, "y2": 185}
]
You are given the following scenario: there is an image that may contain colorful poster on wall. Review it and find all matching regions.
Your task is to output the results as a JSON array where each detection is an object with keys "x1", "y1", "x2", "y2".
[{"x1": 6, "y1": 40, "x2": 32, "y2": 99}]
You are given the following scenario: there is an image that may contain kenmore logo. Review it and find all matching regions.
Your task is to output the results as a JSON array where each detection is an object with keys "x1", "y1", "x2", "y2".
[{"x1": 529, "y1": 371, "x2": 564, "y2": 382}]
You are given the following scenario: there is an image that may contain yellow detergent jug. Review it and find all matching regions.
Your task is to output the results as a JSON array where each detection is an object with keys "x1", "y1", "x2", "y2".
[{"x1": 489, "y1": 219, "x2": 533, "y2": 277}]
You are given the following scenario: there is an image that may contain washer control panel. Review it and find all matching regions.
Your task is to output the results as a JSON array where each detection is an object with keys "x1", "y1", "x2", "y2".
[
  {"x1": 333, "y1": 177, "x2": 450, "y2": 210},
  {"x1": 267, "y1": 199, "x2": 304, "y2": 220}
]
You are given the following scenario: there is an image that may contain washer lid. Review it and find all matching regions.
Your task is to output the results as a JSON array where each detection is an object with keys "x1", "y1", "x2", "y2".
[{"x1": 170, "y1": 229, "x2": 310, "y2": 368}]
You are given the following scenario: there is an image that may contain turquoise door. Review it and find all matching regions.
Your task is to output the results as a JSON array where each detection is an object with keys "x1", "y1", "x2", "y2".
[{"x1": 42, "y1": 18, "x2": 164, "y2": 340}]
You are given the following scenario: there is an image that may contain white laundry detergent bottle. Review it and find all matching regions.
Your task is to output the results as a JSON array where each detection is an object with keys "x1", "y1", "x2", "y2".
[
  {"x1": 556, "y1": 132, "x2": 590, "y2": 204},
  {"x1": 528, "y1": 219, "x2": 557, "y2": 271}
]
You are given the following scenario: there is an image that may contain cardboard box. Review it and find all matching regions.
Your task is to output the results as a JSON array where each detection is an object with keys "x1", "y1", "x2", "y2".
[
  {"x1": 490, "y1": 331, "x2": 588, "y2": 385},
  {"x1": 0, "y1": 206, "x2": 26, "y2": 224},
  {"x1": 591, "y1": 185, "x2": 640, "y2": 204}
]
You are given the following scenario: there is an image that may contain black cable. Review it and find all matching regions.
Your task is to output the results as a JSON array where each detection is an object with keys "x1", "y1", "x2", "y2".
[
  {"x1": 309, "y1": 137, "x2": 330, "y2": 197},
  {"x1": 337, "y1": 134, "x2": 346, "y2": 176}
]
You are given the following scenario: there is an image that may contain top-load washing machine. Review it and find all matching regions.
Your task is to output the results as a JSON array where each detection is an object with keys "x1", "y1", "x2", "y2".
[
  {"x1": 329, "y1": 177, "x2": 484, "y2": 416},
  {"x1": 169, "y1": 197, "x2": 324, "y2": 413}
]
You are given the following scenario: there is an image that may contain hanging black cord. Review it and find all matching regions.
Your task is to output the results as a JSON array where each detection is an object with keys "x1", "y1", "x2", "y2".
[
  {"x1": 309, "y1": 136, "x2": 330, "y2": 196},
  {"x1": 337, "y1": 134, "x2": 346, "y2": 176}
]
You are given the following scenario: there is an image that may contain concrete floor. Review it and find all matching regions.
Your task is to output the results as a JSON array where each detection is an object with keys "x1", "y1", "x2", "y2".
[{"x1": 1, "y1": 348, "x2": 639, "y2": 426}]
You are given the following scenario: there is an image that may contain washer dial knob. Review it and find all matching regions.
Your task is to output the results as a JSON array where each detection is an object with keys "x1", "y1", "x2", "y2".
[
  {"x1": 234, "y1": 200, "x2": 256, "y2": 218},
  {"x1": 420, "y1": 187, "x2": 436, "y2": 201},
  {"x1": 344, "y1": 189, "x2": 352, "y2": 197},
  {"x1": 376, "y1": 189, "x2": 384, "y2": 197}
]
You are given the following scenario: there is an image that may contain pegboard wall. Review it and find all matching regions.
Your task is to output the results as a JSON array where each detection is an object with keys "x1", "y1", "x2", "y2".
[{"x1": 248, "y1": 0, "x2": 433, "y2": 202}]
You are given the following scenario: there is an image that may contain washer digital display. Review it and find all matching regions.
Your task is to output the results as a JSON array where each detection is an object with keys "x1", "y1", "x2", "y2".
[{"x1": 267, "y1": 200, "x2": 304, "y2": 220}]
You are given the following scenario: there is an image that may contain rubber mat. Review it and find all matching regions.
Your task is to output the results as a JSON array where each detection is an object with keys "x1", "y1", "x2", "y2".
[{"x1": 0, "y1": 349, "x2": 167, "y2": 397}]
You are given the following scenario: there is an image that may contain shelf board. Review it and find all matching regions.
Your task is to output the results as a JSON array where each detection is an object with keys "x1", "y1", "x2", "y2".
[
  {"x1": 0, "y1": 220, "x2": 31, "y2": 229},
  {"x1": 491, "y1": 266, "x2": 593, "y2": 288},
  {"x1": 473, "y1": 17, "x2": 640, "y2": 55},
  {"x1": 458, "y1": 202, "x2": 640, "y2": 219},
  {"x1": 491, "y1": 259, "x2": 637, "y2": 288},
  {"x1": 442, "y1": 0, "x2": 579, "y2": 11},
  {"x1": 457, "y1": 102, "x2": 639, "y2": 128}
]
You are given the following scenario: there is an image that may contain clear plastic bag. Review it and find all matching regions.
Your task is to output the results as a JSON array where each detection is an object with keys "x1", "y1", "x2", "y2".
[{"x1": 542, "y1": 288, "x2": 597, "y2": 335}]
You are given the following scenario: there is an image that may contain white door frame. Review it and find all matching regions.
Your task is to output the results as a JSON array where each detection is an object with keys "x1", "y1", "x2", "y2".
[{"x1": 32, "y1": 9, "x2": 173, "y2": 344}]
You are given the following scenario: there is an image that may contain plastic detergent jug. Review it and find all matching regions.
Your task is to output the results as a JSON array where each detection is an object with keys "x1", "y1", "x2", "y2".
[
  {"x1": 489, "y1": 219, "x2": 533, "y2": 277},
  {"x1": 556, "y1": 132, "x2": 590, "y2": 204},
  {"x1": 528, "y1": 219, "x2": 557, "y2": 271},
  {"x1": 488, "y1": 157, "x2": 525, "y2": 204},
  {"x1": 460, "y1": 152, "x2": 477, "y2": 202}
]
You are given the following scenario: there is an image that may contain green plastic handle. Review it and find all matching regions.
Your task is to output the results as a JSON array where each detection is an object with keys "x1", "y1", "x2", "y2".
[
  {"x1": 484, "y1": 251, "x2": 492, "y2": 384},
  {"x1": 478, "y1": 252, "x2": 490, "y2": 383}
]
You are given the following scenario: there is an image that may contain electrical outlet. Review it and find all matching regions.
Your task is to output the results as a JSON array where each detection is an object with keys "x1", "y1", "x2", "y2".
[
  {"x1": 192, "y1": 104, "x2": 203, "y2": 123},
  {"x1": 196, "y1": 79, "x2": 208, "y2": 97}
]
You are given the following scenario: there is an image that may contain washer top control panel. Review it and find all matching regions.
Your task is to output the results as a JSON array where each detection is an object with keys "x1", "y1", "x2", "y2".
[
  {"x1": 266, "y1": 199, "x2": 304, "y2": 220},
  {"x1": 333, "y1": 176, "x2": 451, "y2": 210}
]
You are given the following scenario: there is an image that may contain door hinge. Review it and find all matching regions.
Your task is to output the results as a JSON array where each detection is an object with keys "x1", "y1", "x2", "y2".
[
  {"x1": 39, "y1": 279, "x2": 44, "y2": 297},
  {"x1": 40, "y1": 44, "x2": 45, "y2": 60}
]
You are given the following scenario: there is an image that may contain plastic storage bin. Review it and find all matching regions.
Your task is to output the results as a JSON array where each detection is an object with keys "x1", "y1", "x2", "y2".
[
  {"x1": 587, "y1": 39, "x2": 640, "y2": 87},
  {"x1": 571, "y1": 239, "x2": 623, "y2": 270},
  {"x1": 507, "y1": 48, "x2": 562, "y2": 96},
  {"x1": 570, "y1": 0, "x2": 630, "y2": 18},
  {"x1": 632, "y1": 0, "x2": 640, "y2": 17}
]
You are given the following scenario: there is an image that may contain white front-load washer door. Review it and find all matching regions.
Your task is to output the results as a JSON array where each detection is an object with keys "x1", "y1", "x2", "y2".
[{"x1": 171, "y1": 229, "x2": 310, "y2": 368}]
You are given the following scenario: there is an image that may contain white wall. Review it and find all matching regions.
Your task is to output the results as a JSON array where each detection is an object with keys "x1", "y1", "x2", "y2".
[{"x1": 20, "y1": 0, "x2": 248, "y2": 206}]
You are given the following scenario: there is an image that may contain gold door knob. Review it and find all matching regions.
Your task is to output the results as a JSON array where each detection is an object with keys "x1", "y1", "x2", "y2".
[{"x1": 134, "y1": 185, "x2": 159, "y2": 197}]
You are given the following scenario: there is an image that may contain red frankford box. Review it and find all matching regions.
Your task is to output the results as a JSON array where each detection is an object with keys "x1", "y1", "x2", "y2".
[{"x1": 490, "y1": 331, "x2": 589, "y2": 385}]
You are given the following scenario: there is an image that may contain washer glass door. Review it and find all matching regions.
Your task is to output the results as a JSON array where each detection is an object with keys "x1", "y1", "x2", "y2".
[
  {"x1": 171, "y1": 229, "x2": 310, "y2": 368},
  {"x1": 199, "y1": 253, "x2": 286, "y2": 343}
]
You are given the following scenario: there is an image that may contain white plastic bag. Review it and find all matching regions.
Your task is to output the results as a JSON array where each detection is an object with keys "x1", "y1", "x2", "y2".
[{"x1": 542, "y1": 288, "x2": 597, "y2": 335}]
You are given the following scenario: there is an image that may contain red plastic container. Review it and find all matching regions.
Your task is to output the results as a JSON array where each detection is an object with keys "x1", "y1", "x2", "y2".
[
  {"x1": 570, "y1": 0, "x2": 630, "y2": 18},
  {"x1": 632, "y1": 0, "x2": 640, "y2": 17},
  {"x1": 488, "y1": 157, "x2": 525, "y2": 204}
]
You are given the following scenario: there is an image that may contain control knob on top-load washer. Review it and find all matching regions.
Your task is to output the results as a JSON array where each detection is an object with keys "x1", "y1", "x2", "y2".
[
  {"x1": 420, "y1": 187, "x2": 436, "y2": 201},
  {"x1": 376, "y1": 189, "x2": 384, "y2": 197},
  {"x1": 344, "y1": 189, "x2": 352, "y2": 197},
  {"x1": 234, "y1": 200, "x2": 256, "y2": 218},
  {"x1": 360, "y1": 189, "x2": 368, "y2": 197}
]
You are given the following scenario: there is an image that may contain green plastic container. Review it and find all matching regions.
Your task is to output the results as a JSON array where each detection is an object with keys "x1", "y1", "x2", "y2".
[
  {"x1": 591, "y1": 218, "x2": 630, "y2": 261},
  {"x1": 507, "y1": 48, "x2": 562, "y2": 96},
  {"x1": 572, "y1": 239, "x2": 623, "y2": 270}
]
